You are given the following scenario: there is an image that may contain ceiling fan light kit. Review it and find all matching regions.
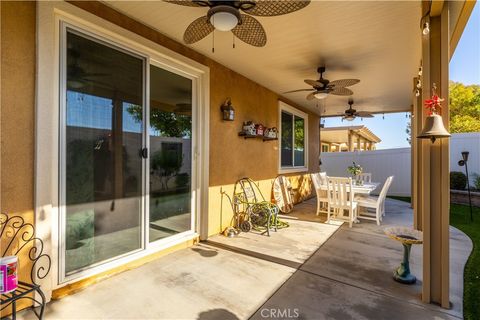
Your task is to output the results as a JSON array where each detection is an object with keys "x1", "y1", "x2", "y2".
[
  {"x1": 314, "y1": 92, "x2": 328, "y2": 99},
  {"x1": 208, "y1": 5, "x2": 240, "y2": 31}
]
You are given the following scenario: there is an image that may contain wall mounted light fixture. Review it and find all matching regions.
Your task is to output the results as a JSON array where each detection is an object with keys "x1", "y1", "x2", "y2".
[
  {"x1": 221, "y1": 98, "x2": 235, "y2": 121},
  {"x1": 422, "y1": 22, "x2": 430, "y2": 35}
]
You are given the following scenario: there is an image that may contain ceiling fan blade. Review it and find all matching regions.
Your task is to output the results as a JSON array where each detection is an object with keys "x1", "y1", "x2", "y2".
[
  {"x1": 183, "y1": 16, "x2": 214, "y2": 44},
  {"x1": 306, "y1": 92, "x2": 317, "y2": 100},
  {"x1": 242, "y1": 0, "x2": 310, "y2": 16},
  {"x1": 283, "y1": 88, "x2": 315, "y2": 94},
  {"x1": 304, "y1": 79, "x2": 322, "y2": 87},
  {"x1": 328, "y1": 79, "x2": 360, "y2": 88},
  {"x1": 330, "y1": 87, "x2": 353, "y2": 96},
  {"x1": 164, "y1": 0, "x2": 209, "y2": 7},
  {"x1": 232, "y1": 15, "x2": 267, "y2": 47},
  {"x1": 356, "y1": 112, "x2": 374, "y2": 118}
]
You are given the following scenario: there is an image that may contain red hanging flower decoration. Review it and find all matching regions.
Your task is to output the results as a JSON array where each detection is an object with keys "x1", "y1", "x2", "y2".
[{"x1": 424, "y1": 84, "x2": 444, "y2": 115}]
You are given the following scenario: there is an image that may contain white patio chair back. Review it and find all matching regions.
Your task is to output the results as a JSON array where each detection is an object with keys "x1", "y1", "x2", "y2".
[
  {"x1": 327, "y1": 177, "x2": 357, "y2": 227},
  {"x1": 311, "y1": 173, "x2": 321, "y2": 190},
  {"x1": 378, "y1": 176, "x2": 394, "y2": 215},
  {"x1": 357, "y1": 173, "x2": 372, "y2": 183},
  {"x1": 356, "y1": 175, "x2": 394, "y2": 225},
  {"x1": 311, "y1": 172, "x2": 327, "y2": 189},
  {"x1": 311, "y1": 172, "x2": 329, "y2": 215}
]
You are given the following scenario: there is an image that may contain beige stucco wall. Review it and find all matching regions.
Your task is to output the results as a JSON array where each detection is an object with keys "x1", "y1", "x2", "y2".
[
  {"x1": 1, "y1": 0, "x2": 37, "y2": 312},
  {"x1": 68, "y1": 1, "x2": 320, "y2": 236},
  {"x1": 0, "y1": 0, "x2": 319, "y2": 291}
]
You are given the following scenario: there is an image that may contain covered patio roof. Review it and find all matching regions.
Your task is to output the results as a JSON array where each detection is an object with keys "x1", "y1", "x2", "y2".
[
  {"x1": 104, "y1": 1, "x2": 422, "y2": 116},
  {"x1": 321, "y1": 125, "x2": 381, "y2": 144}
]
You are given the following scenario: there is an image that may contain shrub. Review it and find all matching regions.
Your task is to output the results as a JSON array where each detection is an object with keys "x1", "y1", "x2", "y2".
[
  {"x1": 473, "y1": 173, "x2": 480, "y2": 190},
  {"x1": 450, "y1": 171, "x2": 467, "y2": 190}
]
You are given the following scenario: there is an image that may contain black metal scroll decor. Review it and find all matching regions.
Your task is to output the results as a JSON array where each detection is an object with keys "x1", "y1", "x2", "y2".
[
  {"x1": 0, "y1": 212, "x2": 51, "y2": 285},
  {"x1": 1, "y1": 212, "x2": 51, "y2": 319}
]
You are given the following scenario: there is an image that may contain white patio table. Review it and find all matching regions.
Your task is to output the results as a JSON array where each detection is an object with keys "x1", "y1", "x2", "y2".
[{"x1": 319, "y1": 182, "x2": 380, "y2": 195}]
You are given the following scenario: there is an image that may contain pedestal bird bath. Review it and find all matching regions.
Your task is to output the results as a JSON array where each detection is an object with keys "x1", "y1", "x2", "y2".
[{"x1": 384, "y1": 227, "x2": 423, "y2": 284}]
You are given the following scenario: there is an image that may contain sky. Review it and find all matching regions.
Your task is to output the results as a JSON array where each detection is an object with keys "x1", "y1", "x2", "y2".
[{"x1": 324, "y1": 4, "x2": 480, "y2": 150}]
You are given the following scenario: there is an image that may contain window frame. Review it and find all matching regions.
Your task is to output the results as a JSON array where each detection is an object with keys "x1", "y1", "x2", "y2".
[
  {"x1": 278, "y1": 101, "x2": 309, "y2": 174},
  {"x1": 321, "y1": 143, "x2": 330, "y2": 153}
]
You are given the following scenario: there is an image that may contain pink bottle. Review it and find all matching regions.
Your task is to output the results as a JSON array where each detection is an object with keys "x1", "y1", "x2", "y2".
[{"x1": 0, "y1": 256, "x2": 18, "y2": 294}]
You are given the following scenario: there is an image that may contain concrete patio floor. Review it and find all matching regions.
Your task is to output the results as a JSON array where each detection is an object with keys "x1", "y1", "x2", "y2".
[{"x1": 17, "y1": 198, "x2": 470, "y2": 320}]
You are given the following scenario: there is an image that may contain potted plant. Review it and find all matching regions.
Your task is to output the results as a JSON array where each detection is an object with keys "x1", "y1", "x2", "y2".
[{"x1": 347, "y1": 162, "x2": 363, "y2": 185}]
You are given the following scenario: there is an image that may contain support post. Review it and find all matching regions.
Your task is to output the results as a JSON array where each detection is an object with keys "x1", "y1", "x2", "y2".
[
  {"x1": 348, "y1": 131, "x2": 353, "y2": 152},
  {"x1": 418, "y1": 2, "x2": 450, "y2": 308}
]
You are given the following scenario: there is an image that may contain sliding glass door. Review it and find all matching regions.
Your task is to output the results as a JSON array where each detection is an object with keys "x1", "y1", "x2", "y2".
[
  {"x1": 61, "y1": 27, "x2": 196, "y2": 280},
  {"x1": 148, "y1": 66, "x2": 193, "y2": 243}
]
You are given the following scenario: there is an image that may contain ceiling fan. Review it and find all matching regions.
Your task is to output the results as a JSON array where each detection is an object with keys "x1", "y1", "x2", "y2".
[
  {"x1": 284, "y1": 67, "x2": 360, "y2": 100},
  {"x1": 164, "y1": 0, "x2": 310, "y2": 47},
  {"x1": 341, "y1": 98, "x2": 374, "y2": 121},
  {"x1": 67, "y1": 48, "x2": 108, "y2": 89}
]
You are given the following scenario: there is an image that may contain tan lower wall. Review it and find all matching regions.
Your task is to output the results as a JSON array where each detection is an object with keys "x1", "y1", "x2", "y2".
[
  {"x1": 207, "y1": 174, "x2": 315, "y2": 236},
  {"x1": 1, "y1": 0, "x2": 36, "y2": 313}
]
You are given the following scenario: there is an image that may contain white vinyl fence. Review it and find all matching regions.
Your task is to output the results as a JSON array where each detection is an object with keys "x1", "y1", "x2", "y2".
[
  {"x1": 321, "y1": 133, "x2": 480, "y2": 197},
  {"x1": 321, "y1": 148, "x2": 411, "y2": 196},
  {"x1": 450, "y1": 133, "x2": 480, "y2": 186}
]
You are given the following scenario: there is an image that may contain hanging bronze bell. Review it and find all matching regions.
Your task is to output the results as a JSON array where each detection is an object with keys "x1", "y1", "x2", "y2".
[{"x1": 417, "y1": 114, "x2": 451, "y2": 143}]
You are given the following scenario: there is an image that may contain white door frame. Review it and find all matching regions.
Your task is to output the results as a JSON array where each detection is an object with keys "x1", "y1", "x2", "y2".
[{"x1": 36, "y1": 1, "x2": 210, "y2": 297}]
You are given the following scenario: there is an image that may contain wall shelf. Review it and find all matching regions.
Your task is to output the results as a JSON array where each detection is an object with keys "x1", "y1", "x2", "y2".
[{"x1": 238, "y1": 132, "x2": 278, "y2": 141}]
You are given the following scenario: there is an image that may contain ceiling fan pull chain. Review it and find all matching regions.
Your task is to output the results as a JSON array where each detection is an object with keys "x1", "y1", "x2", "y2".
[{"x1": 212, "y1": 29, "x2": 215, "y2": 53}]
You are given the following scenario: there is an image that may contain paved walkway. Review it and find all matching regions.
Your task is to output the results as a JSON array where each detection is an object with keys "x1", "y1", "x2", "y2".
[
  {"x1": 251, "y1": 198, "x2": 471, "y2": 320},
  {"x1": 17, "y1": 199, "x2": 471, "y2": 320}
]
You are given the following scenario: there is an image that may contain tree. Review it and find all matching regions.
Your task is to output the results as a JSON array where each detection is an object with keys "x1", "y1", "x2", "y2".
[
  {"x1": 449, "y1": 81, "x2": 480, "y2": 133},
  {"x1": 151, "y1": 148, "x2": 183, "y2": 190},
  {"x1": 127, "y1": 104, "x2": 191, "y2": 138}
]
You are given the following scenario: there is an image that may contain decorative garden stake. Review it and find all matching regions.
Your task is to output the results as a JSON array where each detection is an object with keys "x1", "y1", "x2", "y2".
[
  {"x1": 417, "y1": 84, "x2": 451, "y2": 143},
  {"x1": 221, "y1": 98, "x2": 235, "y2": 121},
  {"x1": 458, "y1": 151, "x2": 473, "y2": 222}
]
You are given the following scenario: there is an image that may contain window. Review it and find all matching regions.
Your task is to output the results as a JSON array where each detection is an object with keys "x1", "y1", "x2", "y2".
[
  {"x1": 321, "y1": 144, "x2": 329, "y2": 153},
  {"x1": 279, "y1": 102, "x2": 308, "y2": 172}
]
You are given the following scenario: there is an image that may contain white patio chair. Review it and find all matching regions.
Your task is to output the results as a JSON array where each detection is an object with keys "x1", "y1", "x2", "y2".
[
  {"x1": 311, "y1": 172, "x2": 329, "y2": 215},
  {"x1": 327, "y1": 177, "x2": 358, "y2": 228},
  {"x1": 355, "y1": 176, "x2": 394, "y2": 225},
  {"x1": 357, "y1": 173, "x2": 372, "y2": 183}
]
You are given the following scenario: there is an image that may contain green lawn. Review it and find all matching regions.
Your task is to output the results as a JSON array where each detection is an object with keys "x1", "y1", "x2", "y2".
[{"x1": 388, "y1": 196, "x2": 479, "y2": 320}]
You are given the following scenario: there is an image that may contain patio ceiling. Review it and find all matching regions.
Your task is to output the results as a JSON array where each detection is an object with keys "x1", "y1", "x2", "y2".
[{"x1": 104, "y1": 1, "x2": 422, "y2": 117}]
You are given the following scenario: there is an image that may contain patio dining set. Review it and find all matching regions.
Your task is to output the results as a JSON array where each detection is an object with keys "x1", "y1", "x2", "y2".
[{"x1": 311, "y1": 172, "x2": 394, "y2": 227}]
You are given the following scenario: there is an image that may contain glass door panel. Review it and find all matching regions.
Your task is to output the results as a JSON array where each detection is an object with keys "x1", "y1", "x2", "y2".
[
  {"x1": 149, "y1": 65, "x2": 193, "y2": 242},
  {"x1": 64, "y1": 31, "x2": 144, "y2": 274}
]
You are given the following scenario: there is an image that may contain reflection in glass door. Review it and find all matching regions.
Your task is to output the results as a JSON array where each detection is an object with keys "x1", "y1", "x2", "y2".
[
  {"x1": 148, "y1": 65, "x2": 193, "y2": 242},
  {"x1": 63, "y1": 30, "x2": 144, "y2": 275},
  {"x1": 62, "y1": 27, "x2": 197, "y2": 279}
]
